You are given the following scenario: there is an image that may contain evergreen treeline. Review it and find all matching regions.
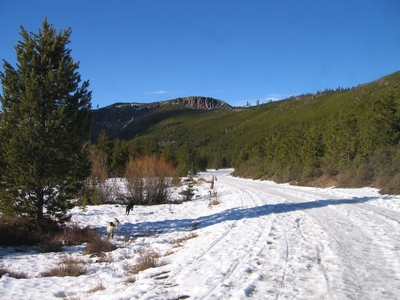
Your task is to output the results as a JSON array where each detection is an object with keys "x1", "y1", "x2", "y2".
[{"x1": 98, "y1": 71, "x2": 400, "y2": 194}]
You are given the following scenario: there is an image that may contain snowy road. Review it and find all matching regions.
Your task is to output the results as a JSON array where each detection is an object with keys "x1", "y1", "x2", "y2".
[
  {"x1": 1, "y1": 169, "x2": 400, "y2": 299},
  {"x1": 161, "y1": 170, "x2": 400, "y2": 299}
]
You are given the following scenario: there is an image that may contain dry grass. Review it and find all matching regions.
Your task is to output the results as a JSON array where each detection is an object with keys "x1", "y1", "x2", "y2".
[
  {"x1": 209, "y1": 198, "x2": 220, "y2": 206},
  {"x1": 42, "y1": 255, "x2": 88, "y2": 277},
  {"x1": 129, "y1": 249, "x2": 165, "y2": 274},
  {"x1": 123, "y1": 275, "x2": 137, "y2": 283},
  {"x1": 85, "y1": 230, "x2": 116, "y2": 255},
  {"x1": 162, "y1": 249, "x2": 175, "y2": 256},
  {"x1": 0, "y1": 266, "x2": 28, "y2": 279},
  {"x1": 86, "y1": 282, "x2": 106, "y2": 293},
  {"x1": 95, "y1": 253, "x2": 115, "y2": 264},
  {"x1": 62, "y1": 295, "x2": 81, "y2": 300},
  {"x1": 171, "y1": 232, "x2": 198, "y2": 248}
]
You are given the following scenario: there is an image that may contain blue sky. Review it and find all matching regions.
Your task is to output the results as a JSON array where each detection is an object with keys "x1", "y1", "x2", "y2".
[{"x1": 1, "y1": 1, "x2": 399, "y2": 108}]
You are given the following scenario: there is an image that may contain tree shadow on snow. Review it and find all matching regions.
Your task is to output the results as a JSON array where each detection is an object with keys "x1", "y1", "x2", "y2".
[{"x1": 117, "y1": 196, "x2": 380, "y2": 238}]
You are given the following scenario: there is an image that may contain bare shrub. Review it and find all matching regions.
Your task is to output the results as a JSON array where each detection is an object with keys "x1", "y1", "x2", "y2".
[
  {"x1": 119, "y1": 156, "x2": 175, "y2": 206},
  {"x1": 130, "y1": 248, "x2": 165, "y2": 274},
  {"x1": 80, "y1": 178, "x2": 114, "y2": 206},
  {"x1": 0, "y1": 217, "x2": 62, "y2": 247},
  {"x1": 380, "y1": 173, "x2": 400, "y2": 195},
  {"x1": 38, "y1": 235, "x2": 63, "y2": 253},
  {"x1": 0, "y1": 266, "x2": 28, "y2": 279},
  {"x1": 208, "y1": 190, "x2": 220, "y2": 207},
  {"x1": 86, "y1": 282, "x2": 106, "y2": 293},
  {"x1": 124, "y1": 275, "x2": 137, "y2": 283},
  {"x1": 77, "y1": 146, "x2": 115, "y2": 206},
  {"x1": 85, "y1": 230, "x2": 116, "y2": 255},
  {"x1": 95, "y1": 253, "x2": 115, "y2": 264},
  {"x1": 209, "y1": 198, "x2": 220, "y2": 206},
  {"x1": 209, "y1": 176, "x2": 216, "y2": 189},
  {"x1": 61, "y1": 225, "x2": 97, "y2": 246},
  {"x1": 352, "y1": 163, "x2": 374, "y2": 187},
  {"x1": 163, "y1": 249, "x2": 175, "y2": 256},
  {"x1": 42, "y1": 255, "x2": 87, "y2": 277}
]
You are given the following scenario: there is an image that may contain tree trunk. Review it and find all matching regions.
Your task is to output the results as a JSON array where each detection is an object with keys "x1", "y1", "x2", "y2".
[{"x1": 36, "y1": 192, "x2": 44, "y2": 221}]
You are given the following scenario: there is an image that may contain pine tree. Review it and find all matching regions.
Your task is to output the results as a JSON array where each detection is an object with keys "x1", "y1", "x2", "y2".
[
  {"x1": 94, "y1": 130, "x2": 112, "y2": 175},
  {"x1": 111, "y1": 138, "x2": 128, "y2": 177},
  {"x1": 0, "y1": 18, "x2": 92, "y2": 222}
]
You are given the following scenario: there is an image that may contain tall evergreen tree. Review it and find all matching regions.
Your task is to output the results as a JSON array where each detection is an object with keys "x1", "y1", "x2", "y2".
[
  {"x1": 0, "y1": 19, "x2": 92, "y2": 222},
  {"x1": 111, "y1": 138, "x2": 129, "y2": 177}
]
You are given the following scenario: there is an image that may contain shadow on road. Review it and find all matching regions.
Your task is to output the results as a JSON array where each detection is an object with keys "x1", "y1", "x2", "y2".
[{"x1": 113, "y1": 196, "x2": 376, "y2": 238}]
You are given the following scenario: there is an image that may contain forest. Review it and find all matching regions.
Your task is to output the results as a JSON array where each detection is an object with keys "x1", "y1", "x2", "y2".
[{"x1": 92, "y1": 70, "x2": 400, "y2": 195}]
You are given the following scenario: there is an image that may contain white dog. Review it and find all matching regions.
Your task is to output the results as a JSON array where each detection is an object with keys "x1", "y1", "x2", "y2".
[{"x1": 106, "y1": 218, "x2": 120, "y2": 239}]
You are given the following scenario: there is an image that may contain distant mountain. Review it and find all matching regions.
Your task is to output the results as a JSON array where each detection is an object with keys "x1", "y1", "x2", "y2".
[{"x1": 90, "y1": 96, "x2": 231, "y2": 140}]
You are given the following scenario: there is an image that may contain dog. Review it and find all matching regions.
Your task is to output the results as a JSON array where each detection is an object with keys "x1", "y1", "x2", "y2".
[
  {"x1": 126, "y1": 202, "x2": 134, "y2": 215},
  {"x1": 106, "y1": 218, "x2": 120, "y2": 239}
]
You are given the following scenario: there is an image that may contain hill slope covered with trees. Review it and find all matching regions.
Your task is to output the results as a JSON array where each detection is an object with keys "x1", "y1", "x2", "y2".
[{"x1": 92, "y1": 71, "x2": 400, "y2": 193}]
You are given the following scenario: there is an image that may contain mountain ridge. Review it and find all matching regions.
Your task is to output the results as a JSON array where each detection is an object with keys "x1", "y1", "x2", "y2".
[{"x1": 91, "y1": 96, "x2": 231, "y2": 140}]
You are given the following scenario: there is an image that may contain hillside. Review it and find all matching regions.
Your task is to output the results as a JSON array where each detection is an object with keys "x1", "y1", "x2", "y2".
[
  {"x1": 91, "y1": 71, "x2": 400, "y2": 192},
  {"x1": 91, "y1": 96, "x2": 231, "y2": 140}
]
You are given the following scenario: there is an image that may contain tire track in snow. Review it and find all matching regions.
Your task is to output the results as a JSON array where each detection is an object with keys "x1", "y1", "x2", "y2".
[
  {"x1": 157, "y1": 171, "x2": 400, "y2": 299},
  {"x1": 216, "y1": 175, "x2": 330, "y2": 299},
  {"x1": 165, "y1": 174, "x2": 278, "y2": 299},
  {"x1": 259, "y1": 182, "x2": 400, "y2": 299},
  {"x1": 193, "y1": 183, "x2": 274, "y2": 299}
]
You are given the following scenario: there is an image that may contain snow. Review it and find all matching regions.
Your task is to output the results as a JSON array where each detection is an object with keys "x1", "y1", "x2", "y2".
[
  {"x1": 1, "y1": 169, "x2": 400, "y2": 299},
  {"x1": 120, "y1": 116, "x2": 134, "y2": 130}
]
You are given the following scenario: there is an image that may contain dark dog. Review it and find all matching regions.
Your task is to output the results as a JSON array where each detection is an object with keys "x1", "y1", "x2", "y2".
[{"x1": 126, "y1": 202, "x2": 134, "y2": 215}]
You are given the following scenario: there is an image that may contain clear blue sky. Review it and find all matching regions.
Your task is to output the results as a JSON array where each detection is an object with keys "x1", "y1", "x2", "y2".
[{"x1": 1, "y1": 1, "x2": 399, "y2": 108}]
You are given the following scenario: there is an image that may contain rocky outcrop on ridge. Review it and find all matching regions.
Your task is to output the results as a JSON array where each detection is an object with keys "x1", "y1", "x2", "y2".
[{"x1": 170, "y1": 96, "x2": 230, "y2": 109}]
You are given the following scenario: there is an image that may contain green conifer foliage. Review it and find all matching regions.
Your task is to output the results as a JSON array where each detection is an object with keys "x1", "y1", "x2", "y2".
[{"x1": 0, "y1": 19, "x2": 92, "y2": 222}]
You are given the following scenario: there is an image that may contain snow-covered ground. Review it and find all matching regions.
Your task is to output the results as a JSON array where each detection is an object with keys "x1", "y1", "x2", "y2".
[{"x1": 1, "y1": 169, "x2": 400, "y2": 299}]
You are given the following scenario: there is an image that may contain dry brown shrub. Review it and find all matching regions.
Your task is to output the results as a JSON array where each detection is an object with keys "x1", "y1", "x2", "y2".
[
  {"x1": 129, "y1": 248, "x2": 165, "y2": 274},
  {"x1": 0, "y1": 266, "x2": 28, "y2": 279},
  {"x1": 122, "y1": 155, "x2": 175, "y2": 205},
  {"x1": 171, "y1": 232, "x2": 198, "y2": 248},
  {"x1": 86, "y1": 282, "x2": 106, "y2": 293},
  {"x1": 42, "y1": 255, "x2": 88, "y2": 277},
  {"x1": 88, "y1": 146, "x2": 109, "y2": 183},
  {"x1": 38, "y1": 235, "x2": 63, "y2": 253},
  {"x1": 0, "y1": 217, "x2": 62, "y2": 247},
  {"x1": 95, "y1": 253, "x2": 114, "y2": 264},
  {"x1": 380, "y1": 173, "x2": 400, "y2": 195},
  {"x1": 208, "y1": 191, "x2": 220, "y2": 207},
  {"x1": 62, "y1": 225, "x2": 97, "y2": 246},
  {"x1": 125, "y1": 156, "x2": 174, "y2": 180},
  {"x1": 124, "y1": 275, "x2": 137, "y2": 283},
  {"x1": 163, "y1": 249, "x2": 175, "y2": 256},
  {"x1": 209, "y1": 198, "x2": 220, "y2": 206},
  {"x1": 85, "y1": 230, "x2": 116, "y2": 255}
]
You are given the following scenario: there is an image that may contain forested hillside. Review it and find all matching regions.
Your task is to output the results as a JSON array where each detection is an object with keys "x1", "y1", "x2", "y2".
[{"x1": 92, "y1": 71, "x2": 400, "y2": 194}]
